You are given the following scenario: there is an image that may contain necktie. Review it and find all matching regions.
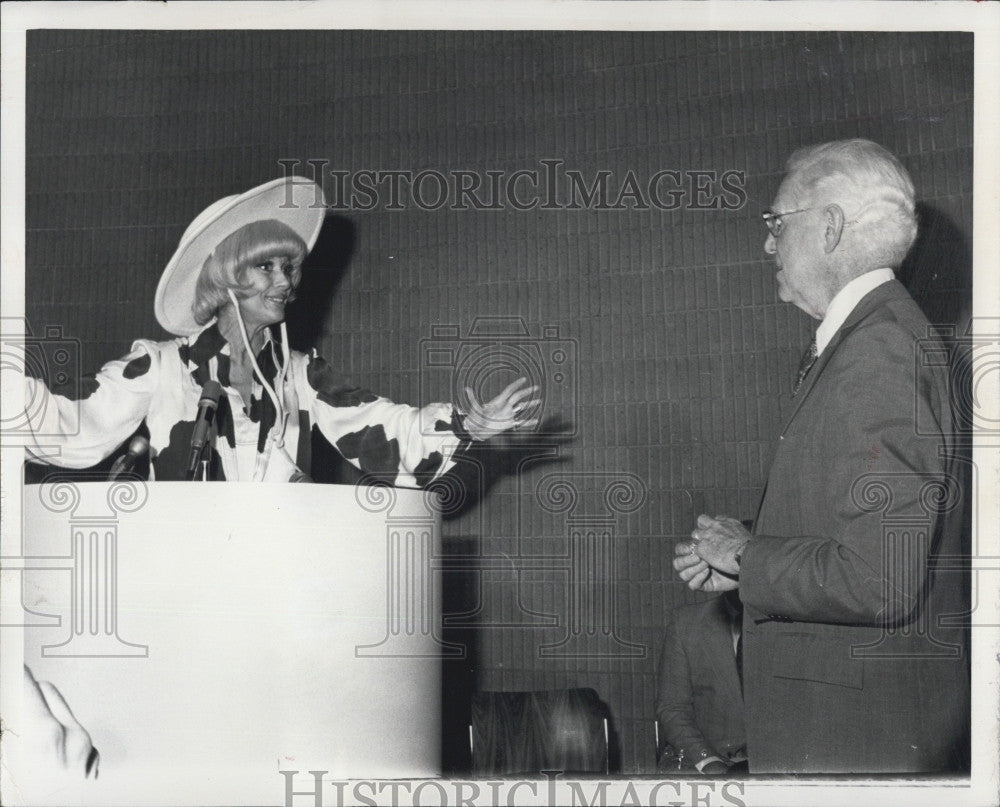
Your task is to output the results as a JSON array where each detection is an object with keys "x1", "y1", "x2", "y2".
[{"x1": 792, "y1": 338, "x2": 818, "y2": 397}]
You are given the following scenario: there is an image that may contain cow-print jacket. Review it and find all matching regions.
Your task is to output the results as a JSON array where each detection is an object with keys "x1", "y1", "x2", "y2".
[{"x1": 24, "y1": 322, "x2": 471, "y2": 485}]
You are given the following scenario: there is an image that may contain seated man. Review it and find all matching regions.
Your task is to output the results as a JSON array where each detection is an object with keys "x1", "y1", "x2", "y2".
[{"x1": 655, "y1": 591, "x2": 746, "y2": 774}]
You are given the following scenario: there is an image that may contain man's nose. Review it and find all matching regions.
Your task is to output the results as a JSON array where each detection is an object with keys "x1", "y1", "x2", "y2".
[{"x1": 764, "y1": 232, "x2": 777, "y2": 255}]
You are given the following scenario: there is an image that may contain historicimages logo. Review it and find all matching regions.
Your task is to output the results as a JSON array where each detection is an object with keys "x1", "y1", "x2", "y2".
[
  {"x1": 280, "y1": 770, "x2": 747, "y2": 807},
  {"x1": 278, "y1": 158, "x2": 748, "y2": 212}
]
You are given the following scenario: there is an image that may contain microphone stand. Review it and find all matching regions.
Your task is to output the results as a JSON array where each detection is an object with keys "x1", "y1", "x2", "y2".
[
  {"x1": 185, "y1": 381, "x2": 222, "y2": 481},
  {"x1": 188, "y1": 442, "x2": 211, "y2": 482}
]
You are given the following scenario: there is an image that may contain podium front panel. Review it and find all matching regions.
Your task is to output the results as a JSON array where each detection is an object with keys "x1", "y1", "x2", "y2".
[{"x1": 16, "y1": 481, "x2": 443, "y2": 806}]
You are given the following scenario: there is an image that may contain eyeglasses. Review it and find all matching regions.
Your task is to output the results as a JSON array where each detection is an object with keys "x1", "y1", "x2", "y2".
[{"x1": 761, "y1": 207, "x2": 817, "y2": 238}]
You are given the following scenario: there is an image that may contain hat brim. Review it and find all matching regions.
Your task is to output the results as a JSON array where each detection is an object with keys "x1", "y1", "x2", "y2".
[{"x1": 155, "y1": 177, "x2": 327, "y2": 336}]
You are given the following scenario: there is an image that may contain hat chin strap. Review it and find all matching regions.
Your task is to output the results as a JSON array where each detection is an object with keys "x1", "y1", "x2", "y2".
[{"x1": 225, "y1": 288, "x2": 290, "y2": 448}]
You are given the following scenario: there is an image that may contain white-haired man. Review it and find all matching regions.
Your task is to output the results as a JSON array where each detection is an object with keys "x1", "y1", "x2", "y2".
[{"x1": 674, "y1": 139, "x2": 969, "y2": 773}]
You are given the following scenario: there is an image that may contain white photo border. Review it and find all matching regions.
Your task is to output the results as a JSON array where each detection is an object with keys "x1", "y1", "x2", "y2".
[{"x1": 1, "y1": 3, "x2": 997, "y2": 806}]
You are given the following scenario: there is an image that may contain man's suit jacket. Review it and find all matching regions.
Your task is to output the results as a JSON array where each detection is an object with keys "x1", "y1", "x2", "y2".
[
  {"x1": 655, "y1": 595, "x2": 746, "y2": 768},
  {"x1": 739, "y1": 279, "x2": 969, "y2": 773}
]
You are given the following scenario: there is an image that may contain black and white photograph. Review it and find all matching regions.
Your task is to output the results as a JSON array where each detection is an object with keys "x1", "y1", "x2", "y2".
[{"x1": 1, "y1": 2, "x2": 998, "y2": 806}]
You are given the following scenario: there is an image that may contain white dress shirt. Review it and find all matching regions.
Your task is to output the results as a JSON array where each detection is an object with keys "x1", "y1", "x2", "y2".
[{"x1": 815, "y1": 268, "x2": 895, "y2": 356}]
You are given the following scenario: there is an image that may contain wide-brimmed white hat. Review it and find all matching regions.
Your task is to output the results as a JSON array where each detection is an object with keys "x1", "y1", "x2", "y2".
[{"x1": 155, "y1": 176, "x2": 327, "y2": 336}]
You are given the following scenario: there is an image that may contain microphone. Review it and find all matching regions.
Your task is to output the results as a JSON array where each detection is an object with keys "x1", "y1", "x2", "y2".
[
  {"x1": 108, "y1": 435, "x2": 149, "y2": 480},
  {"x1": 185, "y1": 380, "x2": 222, "y2": 481}
]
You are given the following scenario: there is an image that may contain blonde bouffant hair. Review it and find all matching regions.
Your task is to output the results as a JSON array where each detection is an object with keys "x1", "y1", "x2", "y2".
[{"x1": 192, "y1": 219, "x2": 308, "y2": 325}]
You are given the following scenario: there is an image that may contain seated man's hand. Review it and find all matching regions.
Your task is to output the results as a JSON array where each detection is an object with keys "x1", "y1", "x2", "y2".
[{"x1": 5, "y1": 666, "x2": 99, "y2": 801}]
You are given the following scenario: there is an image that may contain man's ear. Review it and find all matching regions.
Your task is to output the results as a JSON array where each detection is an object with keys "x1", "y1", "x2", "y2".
[{"x1": 822, "y1": 204, "x2": 846, "y2": 254}]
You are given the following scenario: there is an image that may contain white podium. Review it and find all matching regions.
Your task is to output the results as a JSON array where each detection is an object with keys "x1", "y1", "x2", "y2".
[{"x1": 13, "y1": 481, "x2": 444, "y2": 806}]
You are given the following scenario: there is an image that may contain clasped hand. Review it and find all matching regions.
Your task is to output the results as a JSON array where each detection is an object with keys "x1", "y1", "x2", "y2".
[
  {"x1": 673, "y1": 514, "x2": 751, "y2": 592},
  {"x1": 462, "y1": 377, "x2": 541, "y2": 441}
]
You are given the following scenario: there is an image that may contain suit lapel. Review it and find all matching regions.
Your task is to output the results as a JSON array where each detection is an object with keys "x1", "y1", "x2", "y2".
[
  {"x1": 752, "y1": 280, "x2": 904, "y2": 529},
  {"x1": 776, "y1": 279, "x2": 905, "y2": 438}
]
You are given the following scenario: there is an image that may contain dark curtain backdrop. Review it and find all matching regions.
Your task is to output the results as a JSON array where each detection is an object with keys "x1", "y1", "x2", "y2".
[{"x1": 24, "y1": 30, "x2": 973, "y2": 773}]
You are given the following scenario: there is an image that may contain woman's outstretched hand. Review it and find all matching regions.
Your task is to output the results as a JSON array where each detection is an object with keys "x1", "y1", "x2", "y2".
[{"x1": 463, "y1": 377, "x2": 541, "y2": 441}]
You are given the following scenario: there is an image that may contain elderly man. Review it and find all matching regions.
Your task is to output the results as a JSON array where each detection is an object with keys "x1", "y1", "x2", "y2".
[{"x1": 673, "y1": 139, "x2": 969, "y2": 773}]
